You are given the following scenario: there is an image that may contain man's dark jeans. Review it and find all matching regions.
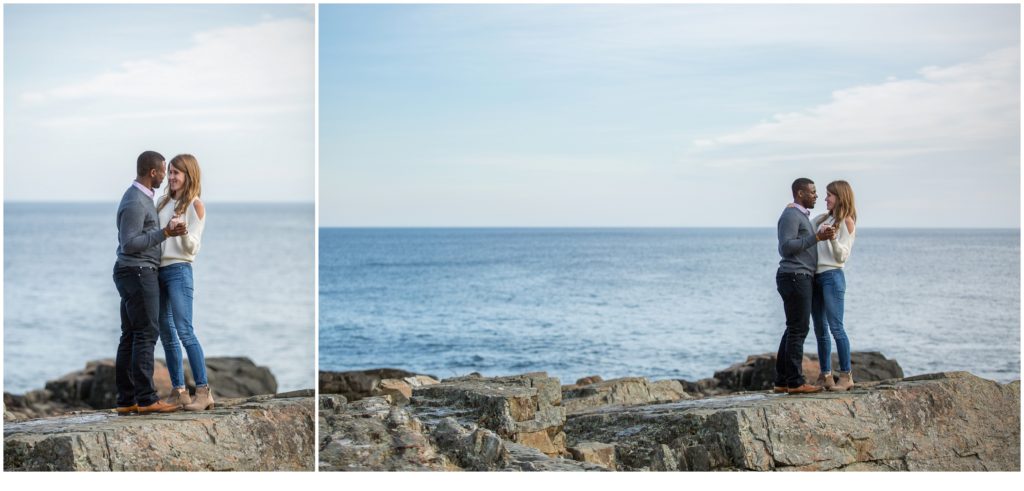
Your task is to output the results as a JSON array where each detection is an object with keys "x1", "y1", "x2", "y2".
[
  {"x1": 775, "y1": 271, "x2": 814, "y2": 388},
  {"x1": 113, "y1": 265, "x2": 161, "y2": 407}
]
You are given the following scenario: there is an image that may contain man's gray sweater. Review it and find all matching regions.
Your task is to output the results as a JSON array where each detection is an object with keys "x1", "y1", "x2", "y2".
[
  {"x1": 115, "y1": 185, "x2": 166, "y2": 268},
  {"x1": 777, "y1": 207, "x2": 818, "y2": 275}
]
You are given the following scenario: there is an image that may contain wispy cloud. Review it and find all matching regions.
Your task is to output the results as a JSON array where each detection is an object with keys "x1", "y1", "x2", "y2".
[
  {"x1": 688, "y1": 47, "x2": 1020, "y2": 168},
  {"x1": 22, "y1": 17, "x2": 313, "y2": 126}
]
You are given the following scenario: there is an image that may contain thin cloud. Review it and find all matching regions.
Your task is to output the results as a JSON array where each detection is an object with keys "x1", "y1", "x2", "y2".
[
  {"x1": 22, "y1": 18, "x2": 312, "y2": 107},
  {"x1": 689, "y1": 47, "x2": 1019, "y2": 165}
]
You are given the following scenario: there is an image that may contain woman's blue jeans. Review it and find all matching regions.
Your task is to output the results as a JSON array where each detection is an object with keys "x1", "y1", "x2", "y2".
[
  {"x1": 158, "y1": 262, "x2": 208, "y2": 388},
  {"x1": 812, "y1": 268, "x2": 851, "y2": 373}
]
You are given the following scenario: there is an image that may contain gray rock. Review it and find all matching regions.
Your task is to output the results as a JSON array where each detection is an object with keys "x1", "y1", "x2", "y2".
[
  {"x1": 20, "y1": 357, "x2": 277, "y2": 417},
  {"x1": 684, "y1": 351, "x2": 905, "y2": 396},
  {"x1": 412, "y1": 372, "x2": 567, "y2": 456},
  {"x1": 565, "y1": 372, "x2": 1019, "y2": 471},
  {"x1": 4, "y1": 394, "x2": 314, "y2": 471},
  {"x1": 563, "y1": 377, "x2": 690, "y2": 414},
  {"x1": 319, "y1": 368, "x2": 433, "y2": 402},
  {"x1": 318, "y1": 396, "x2": 453, "y2": 471},
  {"x1": 430, "y1": 417, "x2": 511, "y2": 470}
]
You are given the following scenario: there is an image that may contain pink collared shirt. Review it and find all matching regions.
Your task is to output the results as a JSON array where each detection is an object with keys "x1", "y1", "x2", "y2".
[
  {"x1": 790, "y1": 202, "x2": 810, "y2": 216},
  {"x1": 132, "y1": 181, "x2": 155, "y2": 199}
]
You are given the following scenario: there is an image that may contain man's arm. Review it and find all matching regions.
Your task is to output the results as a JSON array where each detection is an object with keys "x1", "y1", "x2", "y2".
[
  {"x1": 118, "y1": 202, "x2": 166, "y2": 254},
  {"x1": 777, "y1": 211, "x2": 818, "y2": 257}
]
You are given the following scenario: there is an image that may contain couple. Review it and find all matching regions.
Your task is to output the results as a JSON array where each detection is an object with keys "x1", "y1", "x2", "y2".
[
  {"x1": 112, "y1": 150, "x2": 213, "y2": 414},
  {"x1": 774, "y1": 178, "x2": 858, "y2": 395}
]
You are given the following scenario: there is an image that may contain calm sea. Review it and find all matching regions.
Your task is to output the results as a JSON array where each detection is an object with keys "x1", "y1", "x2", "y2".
[
  {"x1": 4, "y1": 202, "x2": 314, "y2": 394},
  {"x1": 320, "y1": 228, "x2": 1020, "y2": 384}
]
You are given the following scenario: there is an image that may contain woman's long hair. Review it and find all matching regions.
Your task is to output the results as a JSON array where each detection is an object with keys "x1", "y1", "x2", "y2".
[
  {"x1": 817, "y1": 180, "x2": 857, "y2": 228},
  {"x1": 157, "y1": 154, "x2": 202, "y2": 217}
]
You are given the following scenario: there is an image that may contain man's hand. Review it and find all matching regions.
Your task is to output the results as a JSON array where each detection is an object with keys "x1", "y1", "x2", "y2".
[
  {"x1": 816, "y1": 226, "x2": 836, "y2": 241},
  {"x1": 165, "y1": 222, "x2": 188, "y2": 237}
]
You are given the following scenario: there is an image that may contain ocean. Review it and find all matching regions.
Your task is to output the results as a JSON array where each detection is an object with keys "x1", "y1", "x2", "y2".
[
  {"x1": 3, "y1": 202, "x2": 314, "y2": 394},
  {"x1": 320, "y1": 228, "x2": 1020, "y2": 384}
]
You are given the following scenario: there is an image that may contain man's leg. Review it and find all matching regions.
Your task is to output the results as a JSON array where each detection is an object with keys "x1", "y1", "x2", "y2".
[
  {"x1": 120, "y1": 266, "x2": 161, "y2": 406},
  {"x1": 775, "y1": 274, "x2": 791, "y2": 388},
  {"x1": 783, "y1": 274, "x2": 814, "y2": 387},
  {"x1": 113, "y1": 274, "x2": 137, "y2": 408}
]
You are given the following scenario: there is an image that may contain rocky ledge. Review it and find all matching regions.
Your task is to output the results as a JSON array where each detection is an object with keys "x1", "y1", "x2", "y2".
[
  {"x1": 4, "y1": 390, "x2": 315, "y2": 471},
  {"x1": 5, "y1": 357, "x2": 278, "y2": 422},
  {"x1": 319, "y1": 353, "x2": 1018, "y2": 472}
]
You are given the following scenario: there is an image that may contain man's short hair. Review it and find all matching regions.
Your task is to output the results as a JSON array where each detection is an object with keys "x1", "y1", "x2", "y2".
[
  {"x1": 137, "y1": 150, "x2": 165, "y2": 177},
  {"x1": 791, "y1": 177, "x2": 814, "y2": 198}
]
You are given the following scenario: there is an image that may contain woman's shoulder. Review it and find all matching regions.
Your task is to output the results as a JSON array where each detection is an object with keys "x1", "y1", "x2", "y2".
[
  {"x1": 844, "y1": 217, "x2": 856, "y2": 234},
  {"x1": 191, "y1": 198, "x2": 206, "y2": 220}
]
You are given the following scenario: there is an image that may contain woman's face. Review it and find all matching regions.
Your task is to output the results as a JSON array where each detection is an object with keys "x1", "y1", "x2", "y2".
[
  {"x1": 825, "y1": 191, "x2": 837, "y2": 211},
  {"x1": 168, "y1": 165, "x2": 186, "y2": 195}
]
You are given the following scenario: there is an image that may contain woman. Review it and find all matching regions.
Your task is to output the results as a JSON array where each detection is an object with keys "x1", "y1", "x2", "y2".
[
  {"x1": 156, "y1": 154, "x2": 213, "y2": 410},
  {"x1": 811, "y1": 180, "x2": 857, "y2": 391}
]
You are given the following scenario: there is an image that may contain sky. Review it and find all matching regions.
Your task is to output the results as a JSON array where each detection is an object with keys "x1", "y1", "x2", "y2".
[
  {"x1": 4, "y1": 4, "x2": 314, "y2": 202},
  {"x1": 320, "y1": 4, "x2": 1020, "y2": 228}
]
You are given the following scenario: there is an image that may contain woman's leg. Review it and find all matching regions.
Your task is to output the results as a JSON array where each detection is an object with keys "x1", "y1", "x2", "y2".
[
  {"x1": 811, "y1": 275, "x2": 832, "y2": 374},
  {"x1": 158, "y1": 268, "x2": 186, "y2": 388},
  {"x1": 165, "y1": 264, "x2": 208, "y2": 386},
  {"x1": 822, "y1": 270, "x2": 851, "y2": 372}
]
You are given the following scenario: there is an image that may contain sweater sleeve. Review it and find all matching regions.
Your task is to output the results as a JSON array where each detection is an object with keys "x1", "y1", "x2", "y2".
[
  {"x1": 181, "y1": 203, "x2": 205, "y2": 256},
  {"x1": 119, "y1": 200, "x2": 165, "y2": 254},
  {"x1": 778, "y1": 211, "x2": 817, "y2": 257},
  {"x1": 828, "y1": 221, "x2": 853, "y2": 263}
]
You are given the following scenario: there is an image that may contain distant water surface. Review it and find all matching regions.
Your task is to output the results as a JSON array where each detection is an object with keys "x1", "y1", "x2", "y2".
[
  {"x1": 4, "y1": 202, "x2": 314, "y2": 394},
  {"x1": 320, "y1": 228, "x2": 1020, "y2": 384}
]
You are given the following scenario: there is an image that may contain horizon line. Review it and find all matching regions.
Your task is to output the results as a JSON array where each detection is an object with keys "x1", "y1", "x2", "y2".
[
  {"x1": 3, "y1": 199, "x2": 314, "y2": 205},
  {"x1": 319, "y1": 225, "x2": 1022, "y2": 230}
]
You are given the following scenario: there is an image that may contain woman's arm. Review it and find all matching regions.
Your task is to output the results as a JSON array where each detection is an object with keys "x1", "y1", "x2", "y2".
[
  {"x1": 829, "y1": 219, "x2": 854, "y2": 263},
  {"x1": 181, "y1": 199, "x2": 205, "y2": 256}
]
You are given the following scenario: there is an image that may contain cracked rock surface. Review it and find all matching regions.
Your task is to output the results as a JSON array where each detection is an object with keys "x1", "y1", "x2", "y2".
[
  {"x1": 565, "y1": 372, "x2": 1019, "y2": 471},
  {"x1": 4, "y1": 392, "x2": 315, "y2": 471}
]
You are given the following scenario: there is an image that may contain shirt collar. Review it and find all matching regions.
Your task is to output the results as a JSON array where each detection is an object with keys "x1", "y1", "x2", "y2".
[
  {"x1": 132, "y1": 181, "x2": 155, "y2": 199},
  {"x1": 791, "y1": 202, "x2": 810, "y2": 216}
]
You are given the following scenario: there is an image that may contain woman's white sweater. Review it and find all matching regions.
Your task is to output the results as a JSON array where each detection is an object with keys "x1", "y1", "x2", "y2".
[
  {"x1": 157, "y1": 198, "x2": 205, "y2": 267},
  {"x1": 813, "y1": 213, "x2": 854, "y2": 274}
]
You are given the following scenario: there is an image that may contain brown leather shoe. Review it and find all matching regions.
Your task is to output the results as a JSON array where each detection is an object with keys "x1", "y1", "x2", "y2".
[
  {"x1": 772, "y1": 386, "x2": 788, "y2": 393},
  {"x1": 787, "y1": 384, "x2": 823, "y2": 394},
  {"x1": 137, "y1": 400, "x2": 180, "y2": 414},
  {"x1": 115, "y1": 404, "x2": 138, "y2": 415}
]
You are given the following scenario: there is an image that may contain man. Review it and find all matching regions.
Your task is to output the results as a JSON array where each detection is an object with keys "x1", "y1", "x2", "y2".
[
  {"x1": 113, "y1": 150, "x2": 188, "y2": 414},
  {"x1": 774, "y1": 178, "x2": 834, "y2": 394}
]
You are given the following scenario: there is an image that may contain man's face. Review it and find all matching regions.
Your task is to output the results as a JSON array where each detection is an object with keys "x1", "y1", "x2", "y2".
[
  {"x1": 151, "y1": 162, "x2": 166, "y2": 189},
  {"x1": 798, "y1": 184, "x2": 818, "y2": 209}
]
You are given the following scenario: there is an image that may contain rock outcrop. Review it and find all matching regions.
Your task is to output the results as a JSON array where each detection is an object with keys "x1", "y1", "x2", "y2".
[
  {"x1": 682, "y1": 351, "x2": 904, "y2": 396},
  {"x1": 319, "y1": 368, "x2": 439, "y2": 402},
  {"x1": 562, "y1": 377, "x2": 690, "y2": 414},
  {"x1": 5, "y1": 357, "x2": 278, "y2": 422},
  {"x1": 4, "y1": 391, "x2": 315, "y2": 471},
  {"x1": 319, "y1": 371, "x2": 608, "y2": 471},
  {"x1": 317, "y1": 356, "x2": 1016, "y2": 472},
  {"x1": 412, "y1": 372, "x2": 567, "y2": 456},
  {"x1": 566, "y1": 372, "x2": 1019, "y2": 471}
]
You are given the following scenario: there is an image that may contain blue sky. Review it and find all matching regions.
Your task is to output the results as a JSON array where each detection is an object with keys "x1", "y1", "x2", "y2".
[
  {"x1": 320, "y1": 4, "x2": 1020, "y2": 227},
  {"x1": 4, "y1": 4, "x2": 314, "y2": 202}
]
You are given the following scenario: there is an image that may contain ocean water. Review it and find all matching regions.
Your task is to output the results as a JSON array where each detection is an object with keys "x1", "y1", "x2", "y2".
[
  {"x1": 320, "y1": 228, "x2": 1021, "y2": 384},
  {"x1": 4, "y1": 202, "x2": 314, "y2": 394}
]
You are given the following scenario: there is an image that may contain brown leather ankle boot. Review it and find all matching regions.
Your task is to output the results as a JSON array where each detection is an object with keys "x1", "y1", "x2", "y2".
[
  {"x1": 184, "y1": 386, "x2": 214, "y2": 411},
  {"x1": 163, "y1": 387, "x2": 191, "y2": 407},
  {"x1": 833, "y1": 371, "x2": 854, "y2": 391},
  {"x1": 815, "y1": 371, "x2": 835, "y2": 390}
]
